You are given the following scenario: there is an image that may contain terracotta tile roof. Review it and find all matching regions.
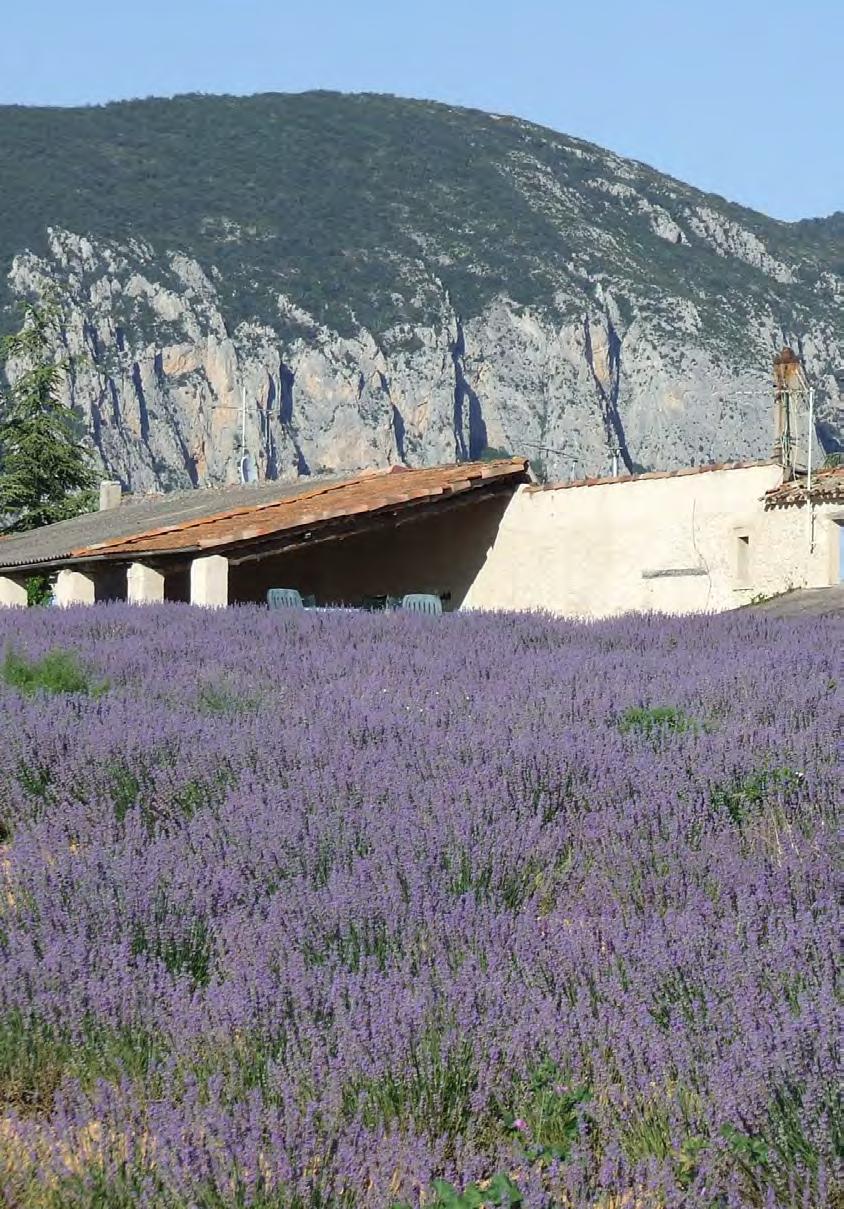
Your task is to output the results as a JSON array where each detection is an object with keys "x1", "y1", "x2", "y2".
[
  {"x1": 763, "y1": 464, "x2": 844, "y2": 508},
  {"x1": 527, "y1": 459, "x2": 776, "y2": 493},
  {"x1": 0, "y1": 477, "x2": 326, "y2": 569},
  {"x1": 69, "y1": 457, "x2": 528, "y2": 562}
]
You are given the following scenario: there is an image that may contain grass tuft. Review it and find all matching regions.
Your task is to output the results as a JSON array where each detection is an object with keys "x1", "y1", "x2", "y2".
[
  {"x1": 618, "y1": 704, "x2": 694, "y2": 738},
  {"x1": 1, "y1": 647, "x2": 107, "y2": 697}
]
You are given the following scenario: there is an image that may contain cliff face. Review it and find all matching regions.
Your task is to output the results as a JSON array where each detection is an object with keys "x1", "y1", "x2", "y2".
[{"x1": 1, "y1": 93, "x2": 841, "y2": 490}]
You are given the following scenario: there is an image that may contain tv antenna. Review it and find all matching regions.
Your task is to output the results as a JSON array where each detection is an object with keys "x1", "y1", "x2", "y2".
[{"x1": 238, "y1": 384, "x2": 257, "y2": 484}]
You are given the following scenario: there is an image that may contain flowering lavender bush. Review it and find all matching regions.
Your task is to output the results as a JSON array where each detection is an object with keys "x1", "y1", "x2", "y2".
[{"x1": 0, "y1": 604, "x2": 839, "y2": 1208}]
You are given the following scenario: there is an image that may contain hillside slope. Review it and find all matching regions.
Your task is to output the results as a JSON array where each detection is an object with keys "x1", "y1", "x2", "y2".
[{"x1": 1, "y1": 91, "x2": 841, "y2": 489}]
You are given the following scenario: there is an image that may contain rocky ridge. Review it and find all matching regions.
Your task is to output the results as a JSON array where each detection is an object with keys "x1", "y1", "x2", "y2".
[{"x1": 2, "y1": 94, "x2": 841, "y2": 491}]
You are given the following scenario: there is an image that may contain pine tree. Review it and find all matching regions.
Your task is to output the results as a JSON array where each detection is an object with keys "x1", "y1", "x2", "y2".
[{"x1": 0, "y1": 301, "x2": 97, "y2": 533}]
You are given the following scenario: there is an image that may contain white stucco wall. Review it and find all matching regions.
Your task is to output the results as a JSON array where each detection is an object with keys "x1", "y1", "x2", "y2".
[{"x1": 463, "y1": 464, "x2": 843, "y2": 618}]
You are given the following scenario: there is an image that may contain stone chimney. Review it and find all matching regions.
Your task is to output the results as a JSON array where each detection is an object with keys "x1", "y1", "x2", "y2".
[
  {"x1": 772, "y1": 348, "x2": 805, "y2": 475},
  {"x1": 99, "y1": 480, "x2": 123, "y2": 511}
]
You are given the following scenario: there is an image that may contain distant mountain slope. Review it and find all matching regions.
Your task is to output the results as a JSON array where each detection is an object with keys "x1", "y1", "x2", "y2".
[{"x1": 0, "y1": 91, "x2": 841, "y2": 490}]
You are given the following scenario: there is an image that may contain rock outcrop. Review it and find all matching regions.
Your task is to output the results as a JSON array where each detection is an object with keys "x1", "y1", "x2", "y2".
[{"x1": 1, "y1": 94, "x2": 841, "y2": 490}]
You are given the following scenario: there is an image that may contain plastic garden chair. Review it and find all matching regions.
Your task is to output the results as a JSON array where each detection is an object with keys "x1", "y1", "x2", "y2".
[
  {"x1": 401, "y1": 593, "x2": 443, "y2": 616},
  {"x1": 267, "y1": 588, "x2": 304, "y2": 610}
]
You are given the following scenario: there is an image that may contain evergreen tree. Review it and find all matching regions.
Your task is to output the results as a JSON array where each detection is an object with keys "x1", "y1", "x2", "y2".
[{"x1": 0, "y1": 301, "x2": 96, "y2": 533}]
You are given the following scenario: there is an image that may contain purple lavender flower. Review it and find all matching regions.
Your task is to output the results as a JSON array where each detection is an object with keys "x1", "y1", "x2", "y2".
[{"x1": 0, "y1": 603, "x2": 838, "y2": 1206}]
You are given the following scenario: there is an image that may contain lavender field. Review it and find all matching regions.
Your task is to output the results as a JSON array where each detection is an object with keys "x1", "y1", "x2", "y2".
[{"x1": 0, "y1": 605, "x2": 839, "y2": 1208}]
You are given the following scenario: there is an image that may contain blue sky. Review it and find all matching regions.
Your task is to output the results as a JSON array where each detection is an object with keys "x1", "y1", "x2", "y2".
[{"x1": 1, "y1": 0, "x2": 840, "y2": 221}]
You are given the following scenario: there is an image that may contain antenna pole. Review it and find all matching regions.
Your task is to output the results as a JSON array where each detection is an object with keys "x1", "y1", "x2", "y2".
[
  {"x1": 806, "y1": 385, "x2": 815, "y2": 555},
  {"x1": 241, "y1": 384, "x2": 247, "y2": 455},
  {"x1": 239, "y1": 383, "x2": 248, "y2": 485},
  {"x1": 806, "y1": 386, "x2": 814, "y2": 493}
]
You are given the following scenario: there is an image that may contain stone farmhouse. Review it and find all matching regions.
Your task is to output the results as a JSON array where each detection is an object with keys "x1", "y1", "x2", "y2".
[
  {"x1": 0, "y1": 348, "x2": 842, "y2": 616},
  {"x1": 0, "y1": 454, "x2": 841, "y2": 618}
]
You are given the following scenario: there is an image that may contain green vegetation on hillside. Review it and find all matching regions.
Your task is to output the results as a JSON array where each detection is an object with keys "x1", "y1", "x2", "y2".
[{"x1": 0, "y1": 92, "x2": 839, "y2": 343}]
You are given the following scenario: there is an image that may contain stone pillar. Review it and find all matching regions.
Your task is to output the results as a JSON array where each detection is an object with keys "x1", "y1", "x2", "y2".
[
  {"x1": 190, "y1": 555, "x2": 229, "y2": 608},
  {"x1": 127, "y1": 562, "x2": 165, "y2": 604},
  {"x1": 54, "y1": 568, "x2": 96, "y2": 607},
  {"x1": 0, "y1": 576, "x2": 28, "y2": 608}
]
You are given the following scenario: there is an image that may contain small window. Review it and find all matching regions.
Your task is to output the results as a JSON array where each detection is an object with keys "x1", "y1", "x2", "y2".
[{"x1": 736, "y1": 534, "x2": 750, "y2": 585}]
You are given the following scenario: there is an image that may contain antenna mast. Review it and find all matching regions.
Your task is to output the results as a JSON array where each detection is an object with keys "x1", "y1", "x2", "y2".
[
  {"x1": 238, "y1": 383, "x2": 257, "y2": 484},
  {"x1": 241, "y1": 382, "x2": 246, "y2": 462}
]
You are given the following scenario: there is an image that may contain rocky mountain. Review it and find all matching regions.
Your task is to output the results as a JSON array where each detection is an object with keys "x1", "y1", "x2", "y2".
[{"x1": 0, "y1": 91, "x2": 841, "y2": 491}]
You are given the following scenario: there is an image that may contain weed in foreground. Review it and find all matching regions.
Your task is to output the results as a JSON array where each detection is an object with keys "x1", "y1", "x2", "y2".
[{"x1": 1, "y1": 647, "x2": 106, "y2": 697}]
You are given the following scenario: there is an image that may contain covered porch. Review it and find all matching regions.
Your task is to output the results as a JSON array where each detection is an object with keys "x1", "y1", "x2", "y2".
[{"x1": 0, "y1": 459, "x2": 528, "y2": 610}]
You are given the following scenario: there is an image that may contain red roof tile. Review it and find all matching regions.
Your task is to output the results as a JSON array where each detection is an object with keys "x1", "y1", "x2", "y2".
[
  {"x1": 763, "y1": 465, "x2": 844, "y2": 507},
  {"x1": 75, "y1": 458, "x2": 529, "y2": 560}
]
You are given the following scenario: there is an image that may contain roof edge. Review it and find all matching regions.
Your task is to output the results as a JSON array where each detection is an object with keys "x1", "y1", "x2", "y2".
[
  {"x1": 763, "y1": 465, "x2": 844, "y2": 508},
  {"x1": 77, "y1": 457, "x2": 527, "y2": 557},
  {"x1": 63, "y1": 457, "x2": 528, "y2": 563},
  {"x1": 528, "y1": 458, "x2": 778, "y2": 494}
]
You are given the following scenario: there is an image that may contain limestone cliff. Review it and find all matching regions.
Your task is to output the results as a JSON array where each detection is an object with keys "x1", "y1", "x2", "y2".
[{"x1": 1, "y1": 93, "x2": 841, "y2": 490}]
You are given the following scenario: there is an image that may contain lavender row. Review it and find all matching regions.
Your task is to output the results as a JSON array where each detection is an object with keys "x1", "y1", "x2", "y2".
[{"x1": 0, "y1": 604, "x2": 839, "y2": 1207}]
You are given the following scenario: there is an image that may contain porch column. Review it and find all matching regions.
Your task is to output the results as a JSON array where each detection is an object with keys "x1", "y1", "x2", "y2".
[
  {"x1": 0, "y1": 575, "x2": 28, "y2": 608},
  {"x1": 54, "y1": 568, "x2": 96, "y2": 607},
  {"x1": 127, "y1": 562, "x2": 165, "y2": 604},
  {"x1": 190, "y1": 554, "x2": 229, "y2": 607}
]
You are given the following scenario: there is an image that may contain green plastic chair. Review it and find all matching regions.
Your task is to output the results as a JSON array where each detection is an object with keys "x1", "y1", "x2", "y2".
[
  {"x1": 401, "y1": 593, "x2": 443, "y2": 616},
  {"x1": 267, "y1": 588, "x2": 304, "y2": 609}
]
